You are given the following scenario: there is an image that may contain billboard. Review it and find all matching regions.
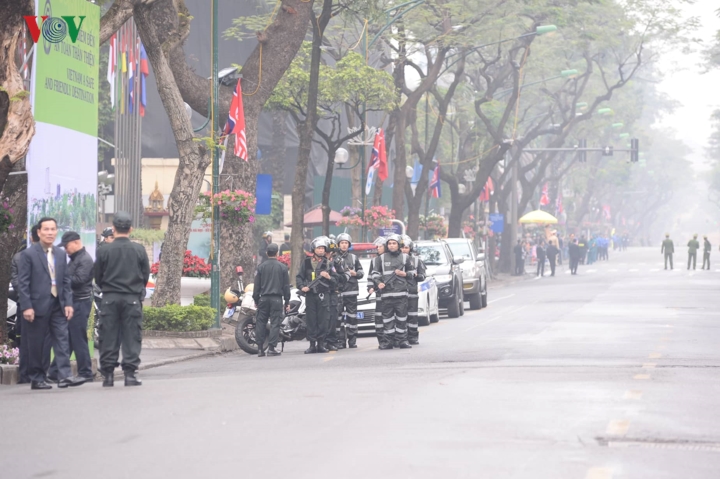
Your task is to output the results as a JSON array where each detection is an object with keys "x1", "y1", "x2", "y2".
[{"x1": 27, "y1": 0, "x2": 100, "y2": 258}]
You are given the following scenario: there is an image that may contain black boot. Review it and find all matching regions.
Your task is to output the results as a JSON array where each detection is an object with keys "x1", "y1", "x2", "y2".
[
  {"x1": 326, "y1": 343, "x2": 338, "y2": 352},
  {"x1": 378, "y1": 343, "x2": 393, "y2": 350},
  {"x1": 316, "y1": 343, "x2": 329, "y2": 353},
  {"x1": 124, "y1": 372, "x2": 142, "y2": 387},
  {"x1": 267, "y1": 346, "x2": 281, "y2": 357},
  {"x1": 348, "y1": 339, "x2": 357, "y2": 349},
  {"x1": 102, "y1": 371, "x2": 114, "y2": 388},
  {"x1": 398, "y1": 341, "x2": 412, "y2": 349},
  {"x1": 31, "y1": 381, "x2": 52, "y2": 390},
  {"x1": 409, "y1": 339, "x2": 419, "y2": 345},
  {"x1": 305, "y1": 341, "x2": 317, "y2": 354},
  {"x1": 258, "y1": 348, "x2": 266, "y2": 357}
]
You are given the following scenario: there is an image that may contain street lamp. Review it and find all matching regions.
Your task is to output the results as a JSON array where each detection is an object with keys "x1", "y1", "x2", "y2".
[
  {"x1": 405, "y1": 165, "x2": 414, "y2": 179},
  {"x1": 334, "y1": 147, "x2": 349, "y2": 165},
  {"x1": 597, "y1": 108, "x2": 614, "y2": 115}
]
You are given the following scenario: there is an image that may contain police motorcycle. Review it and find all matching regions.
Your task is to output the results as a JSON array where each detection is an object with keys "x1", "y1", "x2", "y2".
[
  {"x1": 6, "y1": 287, "x2": 18, "y2": 343},
  {"x1": 226, "y1": 266, "x2": 308, "y2": 355}
]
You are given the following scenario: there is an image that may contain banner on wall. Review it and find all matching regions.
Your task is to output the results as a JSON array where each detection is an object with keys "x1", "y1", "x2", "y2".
[{"x1": 27, "y1": 0, "x2": 100, "y2": 258}]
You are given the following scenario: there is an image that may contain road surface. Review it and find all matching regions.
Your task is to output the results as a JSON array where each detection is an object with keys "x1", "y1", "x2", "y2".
[{"x1": 2, "y1": 247, "x2": 719, "y2": 478}]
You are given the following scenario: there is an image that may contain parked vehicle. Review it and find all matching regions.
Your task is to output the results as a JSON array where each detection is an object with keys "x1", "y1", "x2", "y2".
[
  {"x1": 443, "y1": 238, "x2": 488, "y2": 310},
  {"x1": 414, "y1": 240, "x2": 465, "y2": 318}
]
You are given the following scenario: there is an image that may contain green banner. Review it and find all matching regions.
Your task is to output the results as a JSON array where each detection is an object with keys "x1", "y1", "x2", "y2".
[{"x1": 33, "y1": 0, "x2": 99, "y2": 136}]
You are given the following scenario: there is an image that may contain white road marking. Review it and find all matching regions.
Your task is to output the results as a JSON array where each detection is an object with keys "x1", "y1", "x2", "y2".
[
  {"x1": 629, "y1": 269, "x2": 639, "y2": 272},
  {"x1": 587, "y1": 269, "x2": 597, "y2": 274},
  {"x1": 606, "y1": 419, "x2": 630, "y2": 435},
  {"x1": 488, "y1": 294, "x2": 515, "y2": 304},
  {"x1": 609, "y1": 269, "x2": 618, "y2": 272},
  {"x1": 650, "y1": 268, "x2": 660, "y2": 272},
  {"x1": 585, "y1": 468, "x2": 613, "y2": 479}
]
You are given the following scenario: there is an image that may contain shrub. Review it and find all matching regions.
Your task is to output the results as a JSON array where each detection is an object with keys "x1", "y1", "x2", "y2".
[
  {"x1": 1, "y1": 344, "x2": 20, "y2": 365},
  {"x1": 193, "y1": 293, "x2": 211, "y2": 308},
  {"x1": 142, "y1": 304, "x2": 215, "y2": 332}
]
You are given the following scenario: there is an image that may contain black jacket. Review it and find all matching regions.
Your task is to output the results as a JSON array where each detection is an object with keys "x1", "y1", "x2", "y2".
[
  {"x1": 568, "y1": 243, "x2": 581, "y2": 260},
  {"x1": 336, "y1": 251, "x2": 364, "y2": 292},
  {"x1": 17, "y1": 243, "x2": 73, "y2": 314},
  {"x1": 279, "y1": 242, "x2": 292, "y2": 255},
  {"x1": 296, "y1": 255, "x2": 337, "y2": 294},
  {"x1": 546, "y1": 244, "x2": 559, "y2": 259},
  {"x1": 95, "y1": 237, "x2": 150, "y2": 297},
  {"x1": 252, "y1": 258, "x2": 291, "y2": 306},
  {"x1": 68, "y1": 247, "x2": 94, "y2": 300},
  {"x1": 536, "y1": 245, "x2": 546, "y2": 261},
  {"x1": 406, "y1": 255, "x2": 427, "y2": 294},
  {"x1": 258, "y1": 241, "x2": 270, "y2": 264}
]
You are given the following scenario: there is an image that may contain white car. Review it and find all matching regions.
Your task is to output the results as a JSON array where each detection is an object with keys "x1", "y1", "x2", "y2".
[{"x1": 356, "y1": 258, "x2": 439, "y2": 332}]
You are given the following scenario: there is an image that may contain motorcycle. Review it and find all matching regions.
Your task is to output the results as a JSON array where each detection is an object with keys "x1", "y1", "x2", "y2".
[
  {"x1": 92, "y1": 284, "x2": 103, "y2": 344},
  {"x1": 233, "y1": 292, "x2": 307, "y2": 355}
]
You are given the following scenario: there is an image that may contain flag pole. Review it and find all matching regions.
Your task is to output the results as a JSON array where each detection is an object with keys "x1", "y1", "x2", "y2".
[{"x1": 210, "y1": 0, "x2": 221, "y2": 329}]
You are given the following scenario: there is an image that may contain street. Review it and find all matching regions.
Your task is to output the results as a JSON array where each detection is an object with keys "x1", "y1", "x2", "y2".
[{"x1": 2, "y1": 247, "x2": 719, "y2": 478}]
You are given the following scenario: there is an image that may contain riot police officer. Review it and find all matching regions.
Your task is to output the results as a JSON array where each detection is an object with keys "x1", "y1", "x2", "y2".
[
  {"x1": 335, "y1": 233, "x2": 364, "y2": 349},
  {"x1": 370, "y1": 234, "x2": 415, "y2": 350},
  {"x1": 324, "y1": 236, "x2": 346, "y2": 351},
  {"x1": 296, "y1": 237, "x2": 337, "y2": 354},
  {"x1": 367, "y1": 237, "x2": 386, "y2": 345},
  {"x1": 401, "y1": 235, "x2": 425, "y2": 345},
  {"x1": 252, "y1": 243, "x2": 291, "y2": 357},
  {"x1": 94, "y1": 211, "x2": 150, "y2": 387},
  {"x1": 97, "y1": 227, "x2": 114, "y2": 250}
]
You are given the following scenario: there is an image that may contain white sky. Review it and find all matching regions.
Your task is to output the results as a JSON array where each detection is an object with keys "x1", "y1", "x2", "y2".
[{"x1": 655, "y1": 0, "x2": 720, "y2": 171}]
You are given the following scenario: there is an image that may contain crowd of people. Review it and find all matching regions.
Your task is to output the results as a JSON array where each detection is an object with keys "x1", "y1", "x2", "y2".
[
  {"x1": 252, "y1": 233, "x2": 426, "y2": 356},
  {"x1": 9, "y1": 212, "x2": 149, "y2": 391}
]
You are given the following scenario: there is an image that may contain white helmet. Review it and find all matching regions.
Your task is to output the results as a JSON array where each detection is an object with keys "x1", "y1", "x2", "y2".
[{"x1": 337, "y1": 233, "x2": 352, "y2": 248}]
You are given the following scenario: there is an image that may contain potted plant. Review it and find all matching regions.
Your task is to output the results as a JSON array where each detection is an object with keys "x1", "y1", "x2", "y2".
[
  {"x1": 336, "y1": 206, "x2": 364, "y2": 228},
  {"x1": 151, "y1": 250, "x2": 212, "y2": 305},
  {"x1": 363, "y1": 205, "x2": 395, "y2": 230},
  {"x1": 196, "y1": 189, "x2": 256, "y2": 225}
]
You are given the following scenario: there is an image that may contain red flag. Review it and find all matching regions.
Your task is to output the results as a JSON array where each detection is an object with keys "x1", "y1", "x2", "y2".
[
  {"x1": 479, "y1": 177, "x2": 494, "y2": 202},
  {"x1": 224, "y1": 78, "x2": 247, "y2": 161},
  {"x1": 539, "y1": 183, "x2": 550, "y2": 206},
  {"x1": 372, "y1": 129, "x2": 388, "y2": 181}
]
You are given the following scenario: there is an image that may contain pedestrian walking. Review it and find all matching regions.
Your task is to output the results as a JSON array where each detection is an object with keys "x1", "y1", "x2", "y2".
[
  {"x1": 279, "y1": 233, "x2": 292, "y2": 256},
  {"x1": 336, "y1": 233, "x2": 364, "y2": 349},
  {"x1": 687, "y1": 234, "x2": 700, "y2": 270},
  {"x1": 296, "y1": 237, "x2": 337, "y2": 354},
  {"x1": 16, "y1": 218, "x2": 86, "y2": 390},
  {"x1": 702, "y1": 236, "x2": 711, "y2": 270},
  {"x1": 536, "y1": 241, "x2": 546, "y2": 277},
  {"x1": 402, "y1": 235, "x2": 425, "y2": 345},
  {"x1": 94, "y1": 212, "x2": 150, "y2": 387},
  {"x1": 546, "y1": 241, "x2": 559, "y2": 276},
  {"x1": 47, "y1": 232, "x2": 94, "y2": 382},
  {"x1": 258, "y1": 231, "x2": 273, "y2": 264},
  {"x1": 513, "y1": 240, "x2": 524, "y2": 276},
  {"x1": 367, "y1": 237, "x2": 386, "y2": 346},
  {"x1": 10, "y1": 225, "x2": 50, "y2": 384},
  {"x1": 252, "y1": 243, "x2": 291, "y2": 357},
  {"x1": 370, "y1": 234, "x2": 415, "y2": 350},
  {"x1": 661, "y1": 233, "x2": 674, "y2": 270},
  {"x1": 568, "y1": 239, "x2": 581, "y2": 275}
]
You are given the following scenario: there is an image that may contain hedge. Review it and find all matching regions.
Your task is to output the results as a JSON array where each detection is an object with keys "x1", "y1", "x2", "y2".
[{"x1": 142, "y1": 304, "x2": 215, "y2": 332}]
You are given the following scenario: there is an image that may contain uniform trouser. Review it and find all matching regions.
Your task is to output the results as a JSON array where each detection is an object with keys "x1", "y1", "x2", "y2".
[
  {"x1": 514, "y1": 256, "x2": 524, "y2": 275},
  {"x1": 665, "y1": 253, "x2": 673, "y2": 269},
  {"x1": 548, "y1": 256, "x2": 557, "y2": 276},
  {"x1": 99, "y1": 293, "x2": 143, "y2": 374},
  {"x1": 305, "y1": 292, "x2": 329, "y2": 343},
  {"x1": 340, "y1": 292, "x2": 359, "y2": 346},
  {"x1": 688, "y1": 253, "x2": 697, "y2": 270},
  {"x1": 703, "y1": 253, "x2": 710, "y2": 269},
  {"x1": 537, "y1": 259, "x2": 545, "y2": 276},
  {"x1": 49, "y1": 298, "x2": 93, "y2": 378},
  {"x1": 25, "y1": 300, "x2": 72, "y2": 383},
  {"x1": 381, "y1": 294, "x2": 408, "y2": 344},
  {"x1": 17, "y1": 315, "x2": 51, "y2": 382},
  {"x1": 374, "y1": 297, "x2": 385, "y2": 346},
  {"x1": 407, "y1": 294, "x2": 419, "y2": 342},
  {"x1": 569, "y1": 257, "x2": 579, "y2": 274},
  {"x1": 326, "y1": 293, "x2": 340, "y2": 347},
  {"x1": 255, "y1": 296, "x2": 284, "y2": 349}
]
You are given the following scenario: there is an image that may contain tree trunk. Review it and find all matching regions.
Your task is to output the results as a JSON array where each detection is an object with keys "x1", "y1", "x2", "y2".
[
  {"x1": 406, "y1": 197, "x2": 422, "y2": 239},
  {"x1": 134, "y1": 3, "x2": 211, "y2": 307},
  {"x1": 265, "y1": 109, "x2": 287, "y2": 193},
  {"x1": 0, "y1": 0, "x2": 35, "y2": 193},
  {"x1": 447, "y1": 200, "x2": 463, "y2": 238},
  {"x1": 321, "y1": 145, "x2": 337, "y2": 235},
  {"x1": 289, "y1": 0, "x2": 332, "y2": 282}
]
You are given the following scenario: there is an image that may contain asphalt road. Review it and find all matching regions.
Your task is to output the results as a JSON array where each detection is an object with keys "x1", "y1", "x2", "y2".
[{"x1": 2, "y1": 247, "x2": 720, "y2": 479}]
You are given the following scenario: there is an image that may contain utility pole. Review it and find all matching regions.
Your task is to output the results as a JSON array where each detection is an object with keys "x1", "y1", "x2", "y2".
[
  {"x1": 509, "y1": 150, "x2": 518, "y2": 274},
  {"x1": 209, "y1": 0, "x2": 221, "y2": 328}
]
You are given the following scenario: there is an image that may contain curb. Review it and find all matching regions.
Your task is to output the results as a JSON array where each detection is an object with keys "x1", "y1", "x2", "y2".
[{"x1": 112, "y1": 350, "x2": 220, "y2": 379}]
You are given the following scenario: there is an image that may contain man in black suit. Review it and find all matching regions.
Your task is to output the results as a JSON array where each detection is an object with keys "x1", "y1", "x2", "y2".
[{"x1": 17, "y1": 218, "x2": 85, "y2": 390}]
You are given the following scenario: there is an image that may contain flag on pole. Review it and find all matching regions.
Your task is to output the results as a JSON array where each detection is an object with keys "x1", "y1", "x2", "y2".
[
  {"x1": 555, "y1": 190, "x2": 564, "y2": 215},
  {"x1": 127, "y1": 46, "x2": 135, "y2": 114},
  {"x1": 479, "y1": 177, "x2": 494, "y2": 202},
  {"x1": 429, "y1": 162, "x2": 441, "y2": 199},
  {"x1": 107, "y1": 34, "x2": 117, "y2": 108},
  {"x1": 365, "y1": 128, "x2": 387, "y2": 195},
  {"x1": 139, "y1": 43, "x2": 149, "y2": 117},
  {"x1": 539, "y1": 183, "x2": 550, "y2": 206},
  {"x1": 223, "y1": 78, "x2": 248, "y2": 161}
]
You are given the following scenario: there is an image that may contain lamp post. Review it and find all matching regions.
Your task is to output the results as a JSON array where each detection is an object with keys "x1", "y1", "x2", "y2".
[{"x1": 209, "y1": 0, "x2": 220, "y2": 328}]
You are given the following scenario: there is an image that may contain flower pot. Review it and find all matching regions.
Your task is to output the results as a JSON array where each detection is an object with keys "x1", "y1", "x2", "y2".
[{"x1": 180, "y1": 277, "x2": 212, "y2": 306}]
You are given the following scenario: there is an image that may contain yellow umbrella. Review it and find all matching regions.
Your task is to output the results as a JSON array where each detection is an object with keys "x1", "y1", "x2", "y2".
[{"x1": 519, "y1": 210, "x2": 558, "y2": 224}]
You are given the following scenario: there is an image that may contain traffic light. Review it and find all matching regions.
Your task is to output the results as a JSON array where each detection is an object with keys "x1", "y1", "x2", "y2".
[
  {"x1": 630, "y1": 138, "x2": 639, "y2": 162},
  {"x1": 602, "y1": 146, "x2": 614, "y2": 156},
  {"x1": 578, "y1": 139, "x2": 587, "y2": 163}
]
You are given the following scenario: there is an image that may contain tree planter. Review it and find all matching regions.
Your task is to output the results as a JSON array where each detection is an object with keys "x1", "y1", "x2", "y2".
[{"x1": 180, "y1": 277, "x2": 211, "y2": 306}]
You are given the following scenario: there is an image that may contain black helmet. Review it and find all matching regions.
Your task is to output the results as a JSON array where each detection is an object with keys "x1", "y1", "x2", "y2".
[
  {"x1": 337, "y1": 233, "x2": 352, "y2": 248},
  {"x1": 101, "y1": 227, "x2": 114, "y2": 238}
]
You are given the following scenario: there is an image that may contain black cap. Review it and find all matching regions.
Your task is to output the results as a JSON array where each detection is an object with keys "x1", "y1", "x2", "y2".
[
  {"x1": 284, "y1": 233, "x2": 290, "y2": 240},
  {"x1": 60, "y1": 231, "x2": 81, "y2": 247},
  {"x1": 266, "y1": 243, "x2": 279, "y2": 255},
  {"x1": 113, "y1": 211, "x2": 132, "y2": 229}
]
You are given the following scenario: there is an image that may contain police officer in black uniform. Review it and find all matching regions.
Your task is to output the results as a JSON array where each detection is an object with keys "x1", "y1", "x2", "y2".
[
  {"x1": 98, "y1": 227, "x2": 114, "y2": 250},
  {"x1": 401, "y1": 235, "x2": 425, "y2": 345},
  {"x1": 94, "y1": 211, "x2": 150, "y2": 387},
  {"x1": 370, "y1": 234, "x2": 415, "y2": 350},
  {"x1": 336, "y1": 233, "x2": 364, "y2": 349},
  {"x1": 324, "y1": 237, "x2": 346, "y2": 351},
  {"x1": 252, "y1": 243, "x2": 291, "y2": 357},
  {"x1": 367, "y1": 237, "x2": 386, "y2": 346},
  {"x1": 296, "y1": 237, "x2": 337, "y2": 354}
]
